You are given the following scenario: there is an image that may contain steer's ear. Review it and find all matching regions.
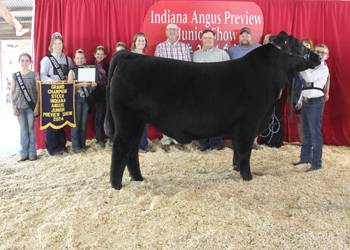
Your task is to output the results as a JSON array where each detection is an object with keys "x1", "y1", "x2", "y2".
[
  {"x1": 275, "y1": 31, "x2": 291, "y2": 50},
  {"x1": 277, "y1": 31, "x2": 288, "y2": 40},
  {"x1": 285, "y1": 34, "x2": 295, "y2": 47}
]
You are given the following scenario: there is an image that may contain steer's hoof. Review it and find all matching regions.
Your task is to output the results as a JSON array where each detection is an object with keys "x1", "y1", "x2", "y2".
[
  {"x1": 111, "y1": 182, "x2": 122, "y2": 190},
  {"x1": 241, "y1": 173, "x2": 253, "y2": 181},
  {"x1": 130, "y1": 175, "x2": 144, "y2": 182}
]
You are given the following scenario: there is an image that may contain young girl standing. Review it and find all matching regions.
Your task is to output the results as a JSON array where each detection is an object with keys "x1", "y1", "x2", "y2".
[
  {"x1": 115, "y1": 42, "x2": 128, "y2": 52},
  {"x1": 68, "y1": 49, "x2": 97, "y2": 153},
  {"x1": 40, "y1": 32, "x2": 74, "y2": 156},
  {"x1": 90, "y1": 46, "x2": 109, "y2": 148},
  {"x1": 10, "y1": 53, "x2": 40, "y2": 161}
]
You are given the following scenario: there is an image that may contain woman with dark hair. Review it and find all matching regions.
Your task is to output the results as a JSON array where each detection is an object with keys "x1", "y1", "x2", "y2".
[
  {"x1": 90, "y1": 45, "x2": 110, "y2": 148},
  {"x1": 40, "y1": 32, "x2": 74, "y2": 156}
]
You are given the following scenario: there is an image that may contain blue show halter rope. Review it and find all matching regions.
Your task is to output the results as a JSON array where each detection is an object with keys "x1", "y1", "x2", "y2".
[
  {"x1": 259, "y1": 109, "x2": 296, "y2": 137},
  {"x1": 259, "y1": 40, "x2": 308, "y2": 139},
  {"x1": 259, "y1": 107, "x2": 281, "y2": 144}
]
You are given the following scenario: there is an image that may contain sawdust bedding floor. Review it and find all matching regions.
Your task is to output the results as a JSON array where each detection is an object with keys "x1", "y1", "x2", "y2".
[{"x1": 0, "y1": 139, "x2": 349, "y2": 249}]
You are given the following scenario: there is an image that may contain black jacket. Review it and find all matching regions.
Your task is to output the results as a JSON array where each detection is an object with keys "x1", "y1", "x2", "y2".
[{"x1": 90, "y1": 61, "x2": 109, "y2": 103}]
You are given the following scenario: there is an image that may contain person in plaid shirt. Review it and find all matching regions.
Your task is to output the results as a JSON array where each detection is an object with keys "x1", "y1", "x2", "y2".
[
  {"x1": 154, "y1": 22, "x2": 191, "y2": 151},
  {"x1": 154, "y1": 23, "x2": 191, "y2": 61}
]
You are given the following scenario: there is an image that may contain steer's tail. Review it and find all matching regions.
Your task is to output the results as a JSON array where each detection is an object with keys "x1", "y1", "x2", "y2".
[
  {"x1": 104, "y1": 51, "x2": 120, "y2": 137},
  {"x1": 104, "y1": 82, "x2": 114, "y2": 137},
  {"x1": 104, "y1": 50, "x2": 138, "y2": 137}
]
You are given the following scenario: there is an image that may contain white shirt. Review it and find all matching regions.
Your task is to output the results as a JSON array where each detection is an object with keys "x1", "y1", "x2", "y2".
[
  {"x1": 298, "y1": 62, "x2": 329, "y2": 104},
  {"x1": 193, "y1": 47, "x2": 230, "y2": 63}
]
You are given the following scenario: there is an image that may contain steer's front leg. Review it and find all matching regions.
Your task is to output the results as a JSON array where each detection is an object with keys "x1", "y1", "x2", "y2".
[
  {"x1": 239, "y1": 157, "x2": 253, "y2": 181},
  {"x1": 233, "y1": 127, "x2": 255, "y2": 181},
  {"x1": 127, "y1": 145, "x2": 143, "y2": 182}
]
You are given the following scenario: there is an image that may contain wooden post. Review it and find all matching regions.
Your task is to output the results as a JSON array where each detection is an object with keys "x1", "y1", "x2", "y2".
[{"x1": 0, "y1": 2, "x2": 23, "y2": 31}]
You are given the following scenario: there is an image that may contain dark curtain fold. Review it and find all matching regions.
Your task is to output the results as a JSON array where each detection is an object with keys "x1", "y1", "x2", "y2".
[{"x1": 34, "y1": 0, "x2": 350, "y2": 149}]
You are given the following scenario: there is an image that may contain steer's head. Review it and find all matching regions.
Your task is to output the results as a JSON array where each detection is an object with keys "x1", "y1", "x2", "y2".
[{"x1": 271, "y1": 31, "x2": 321, "y2": 75}]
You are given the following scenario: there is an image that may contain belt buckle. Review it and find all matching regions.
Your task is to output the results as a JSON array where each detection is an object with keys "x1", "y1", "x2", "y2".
[
  {"x1": 303, "y1": 97, "x2": 308, "y2": 103},
  {"x1": 80, "y1": 92, "x2": 85, "y2": 97}
]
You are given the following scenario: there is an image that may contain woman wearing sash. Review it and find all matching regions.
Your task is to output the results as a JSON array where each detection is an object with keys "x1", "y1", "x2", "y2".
[
  {"x1": 40, "y1": 32, "x2": 74, "y2": 156},
  {"x1": 68, "y1": 49, "x2": 97, "y2": 153},
  {"x1": 10, "y1": 53, "x2": 40, "y2": 161}
]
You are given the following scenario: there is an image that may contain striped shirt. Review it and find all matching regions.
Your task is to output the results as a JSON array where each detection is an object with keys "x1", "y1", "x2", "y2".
[{"x1": 154, "y1": 40, "x2": 191, "y2": 61}]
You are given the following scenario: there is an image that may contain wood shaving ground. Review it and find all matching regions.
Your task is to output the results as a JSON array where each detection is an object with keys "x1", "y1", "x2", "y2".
[{"x1": 0, "y1": 139, "x2": 349, "y2": 249}]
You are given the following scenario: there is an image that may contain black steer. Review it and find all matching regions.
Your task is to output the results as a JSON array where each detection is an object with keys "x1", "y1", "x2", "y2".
[{"x1": 105, "y1": 31, "x2": 320, "y2": 189}]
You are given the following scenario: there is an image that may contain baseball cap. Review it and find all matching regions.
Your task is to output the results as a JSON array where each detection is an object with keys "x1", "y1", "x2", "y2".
[{"x1": 240, "y1": 27, "x2": 251, "y2": 35}]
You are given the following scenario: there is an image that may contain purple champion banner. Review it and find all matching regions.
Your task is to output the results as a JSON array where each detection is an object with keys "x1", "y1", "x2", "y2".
[{"x1": 39, "y1": 81, "x2": 76, "y2": 130}]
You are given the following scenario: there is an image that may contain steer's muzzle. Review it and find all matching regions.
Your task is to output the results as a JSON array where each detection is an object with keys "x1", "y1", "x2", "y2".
[{"x1": 308, "y1": 50, "x2": 322, "y2": 69}]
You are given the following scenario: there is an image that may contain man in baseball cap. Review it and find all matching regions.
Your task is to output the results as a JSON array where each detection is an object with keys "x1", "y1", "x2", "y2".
[
  {"x1": 228, "y1": 27, "x2": 260, "y2": 60},
  {"x1": 240, "y1": 27, "x2": 251, "y2": 35},
  {"x1": 227, "y1": 27, "x2": 262, "y2": 149}
]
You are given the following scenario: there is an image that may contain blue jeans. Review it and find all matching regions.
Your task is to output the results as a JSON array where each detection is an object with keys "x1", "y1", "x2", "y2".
[
  {"x1": 71, "y1": 99, "x2": 89, "y2": 150},
  {"x1": 300, "y1": 99, "x2": 325, "y2": 169},
  {"x1": 94, "y1": 103, "x2": 104, "y2": 142},
  {"x1": 139, "y1": 124, "x2": 149, "y2": 150},
  {"x1": 17, "y1": 108, "x2": 36, "y2": 158},
  {"x1": 199, "y1": 137, "x2": 222, "y2": 149}
]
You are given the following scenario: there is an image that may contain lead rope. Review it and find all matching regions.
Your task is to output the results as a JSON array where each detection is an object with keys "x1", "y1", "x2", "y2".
[
  {"x1": 260, "y1": 107, "x2": 281, "y2": 144},
  {"x1": 259, "y1": 109, "x2": 296, "y2": 137}
]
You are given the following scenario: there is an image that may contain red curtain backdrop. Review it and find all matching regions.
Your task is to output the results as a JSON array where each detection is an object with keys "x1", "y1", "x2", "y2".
[{"x1": 34, "y1": 0, "x2": 350, "y2": 149}]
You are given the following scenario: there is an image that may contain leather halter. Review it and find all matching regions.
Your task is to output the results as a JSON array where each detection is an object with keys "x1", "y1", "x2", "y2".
[{"x1": 270, "y1": 41, "x2": 311, "y2": 67}]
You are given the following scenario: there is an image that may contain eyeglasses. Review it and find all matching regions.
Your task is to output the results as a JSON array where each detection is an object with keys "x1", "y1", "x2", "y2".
[
  {"x1": 315, "y1": 50, "x2": 328, "y2": 56},
  {"x1": 167, "y1": 28, "x2": 179, "y2": 31}
]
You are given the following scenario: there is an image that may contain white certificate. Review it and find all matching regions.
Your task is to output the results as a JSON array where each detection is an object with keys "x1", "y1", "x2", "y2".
[{"x1": 76, "y1": 65, "x2": 98, "y2": 82}]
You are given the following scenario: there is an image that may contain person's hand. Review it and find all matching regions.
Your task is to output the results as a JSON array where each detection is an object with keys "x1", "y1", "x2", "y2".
[
  {"x1": 324, "y1": 93, "x2": 329, "y2": 102},
  {"x1": 34, "y1": 105, "x2": 40, "y2": 117},
  {"x1": 12, "y1": 107, "x2": 19, "y2": 116},
  {"x1": 91, "y1": 81, "x2": 97, "y2": 88},
  {"x1": 295, "y1": 103, "x2": 302, "y2": 110},
  {"x1": 81, "y1": 82, "x2": 90, "y2": 88},
  {"x1": 52, "y1": 79, "x2": 59, "y2": 83},
  {"x1": 286, "y1": 95, "x2": 291, "y2": 104},
  {"x1": 100, "y1": 69, "x2": 106, "y2": 75}
]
